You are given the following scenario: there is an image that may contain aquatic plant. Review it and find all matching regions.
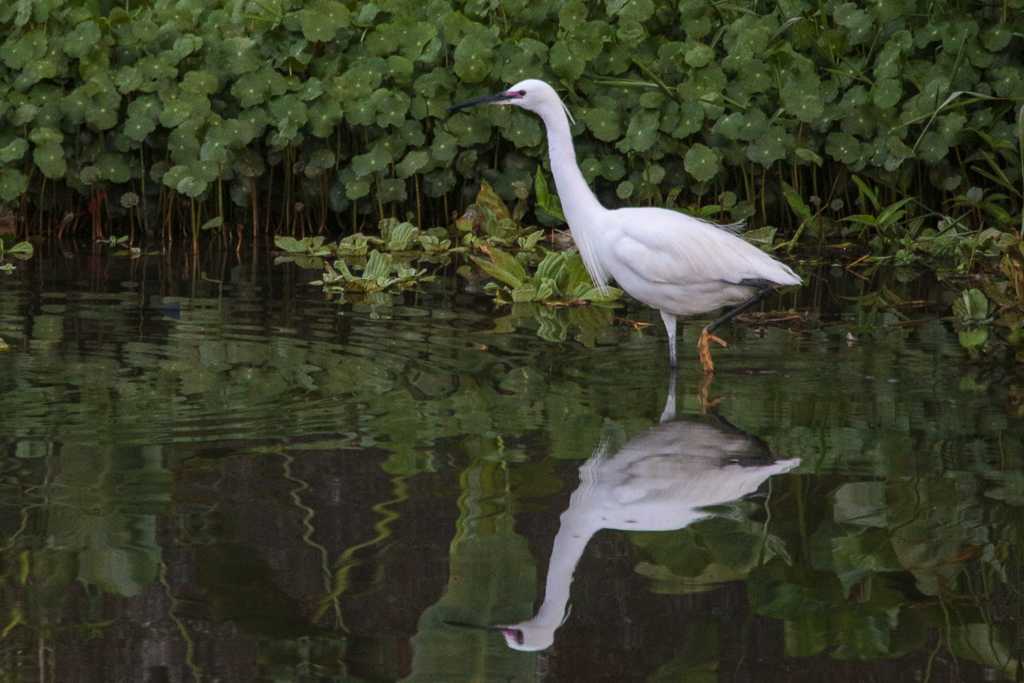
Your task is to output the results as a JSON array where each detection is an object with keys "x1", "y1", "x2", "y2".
[
  {"x1": 0, "y1": 238, "x2": 32, "y2": 272},
  {"x1": 310, "y1": 249, "x2": 430, "y2": 296},
  {"x1": 471, "y1": 246, "x2": 621, "y2": 306}
]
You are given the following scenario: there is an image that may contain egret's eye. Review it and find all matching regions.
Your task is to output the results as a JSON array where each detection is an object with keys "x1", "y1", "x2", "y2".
[{"x1": 516, "y1": 90, "x2": 526, "y2": 96}]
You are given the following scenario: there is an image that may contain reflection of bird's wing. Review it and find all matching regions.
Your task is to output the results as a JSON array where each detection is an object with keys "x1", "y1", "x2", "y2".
[
  {"x1": 612, "y1": 420, "x2": 771, "y2": 471},
  {"x1": 596, "y1": 417, "x2": 798, "y2": 512},
  {"x1": 604, "y1": 207, "x2": 801, "y2": 288}
]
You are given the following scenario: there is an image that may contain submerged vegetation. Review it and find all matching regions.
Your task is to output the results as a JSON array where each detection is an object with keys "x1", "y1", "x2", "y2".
[{"x1": 0, "y1": 0, "x2": 1022, "y2": 354}]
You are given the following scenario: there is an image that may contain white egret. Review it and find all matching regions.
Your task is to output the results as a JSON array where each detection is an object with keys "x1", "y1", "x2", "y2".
[{"x1": 450, "y1": 79, "x2": 801, "y2": 372}]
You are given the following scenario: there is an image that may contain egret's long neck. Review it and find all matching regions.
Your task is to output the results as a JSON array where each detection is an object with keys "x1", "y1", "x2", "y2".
[
  {"x1": 537, "y1": 101, "x2": 610, "y2": 288},
  {"x1": 524, "y1": 511, "x2": 599, "y2": 631},
  {"x1": 539, "y1": 104, "x2": 604, "y2": 226}
]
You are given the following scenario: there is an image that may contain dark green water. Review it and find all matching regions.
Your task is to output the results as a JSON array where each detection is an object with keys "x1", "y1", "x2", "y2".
[{"x1": 0, "y1": 251, "x2": 1022, "y2": 682}]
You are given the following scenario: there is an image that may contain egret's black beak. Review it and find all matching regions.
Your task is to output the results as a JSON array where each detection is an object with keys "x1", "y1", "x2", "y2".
[{"x1": 448, "y1": 90, "x2": 522, "y2": 113}]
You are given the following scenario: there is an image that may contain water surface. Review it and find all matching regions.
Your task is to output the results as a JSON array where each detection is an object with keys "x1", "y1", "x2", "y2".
[{"x1": 0, "y1": 250, "x2": 1021, "y2": 682}]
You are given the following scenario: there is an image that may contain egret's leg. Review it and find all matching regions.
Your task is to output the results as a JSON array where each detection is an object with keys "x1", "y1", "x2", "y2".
[
  {"x1": 660, "y1": 311, "x2": 677, "y2": 368},
  {"x1": 697, "y1": 288, "x2": 773, "y2": 374}
]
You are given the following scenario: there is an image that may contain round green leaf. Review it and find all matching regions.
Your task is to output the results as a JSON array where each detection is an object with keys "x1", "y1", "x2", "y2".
[
  {"x1": 617, "y1": 110, "x2": 660, "y2": 153},
  {"x1": 0, "y1": 138, "x2": 28, "y2": 164},
  {"x1": 351, "y1": 142, "x2": 392, "y2": 177},
  {"x1": 825, "y1": 132, "x2": 863, "y2": 164},
  {"x1": 0, "y1": 168, "x2": 28, "y2": 202},
  {"x1": 685, "y1": 44, "x2": 715, "y2": 68},
  {"x1": 431, "y1": 130, "x2": 458, "y2": 163},
  {"x1": 871, "y1": 78, "x2": 902, "y2": 109},
  {"x1": 982, "y1": 26, "x2": 1012, "y2": 52},
  {"x1": 63, "y1": 21, "x2": 102, "y2": 59},
  {"x1": 33, "y1": 142, "x2": 66, "y2": 179},
  {"x1": 684, "y1": 143, "x2": 721, "y2": 182},
  {"x1": 672, "y1": 101, "x2": 705, "y2": 138},
  {"x1": 396, "y1": 150, "x2": 429, "y2": 178},
  {"x1": 550, "y1": 40, "x2": 586, "y2": 80},
  {"x1": 453, "y1": 33, "x2": 493, "y2": 84}
]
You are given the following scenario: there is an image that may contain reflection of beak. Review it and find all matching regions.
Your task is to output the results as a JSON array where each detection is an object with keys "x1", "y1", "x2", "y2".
[
  {"x1": 442, "y1": 620, "x2": 500, "y2": 631},
  {"x1": 442, "y1": 621, "x2": 523, "y2": 644},
  {"x1": 448, "y1": 91, "x2": 518, "y2": 113}
]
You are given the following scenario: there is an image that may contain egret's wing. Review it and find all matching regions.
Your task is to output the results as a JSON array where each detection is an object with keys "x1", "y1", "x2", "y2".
[{"x1": 606, "y1": 208, "x2": 800, "y2": 287}]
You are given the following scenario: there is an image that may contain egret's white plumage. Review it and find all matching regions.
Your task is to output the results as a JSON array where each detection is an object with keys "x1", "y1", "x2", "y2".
[{"x1": 451, "y1": 79, "x2": 801, "y2": 371}]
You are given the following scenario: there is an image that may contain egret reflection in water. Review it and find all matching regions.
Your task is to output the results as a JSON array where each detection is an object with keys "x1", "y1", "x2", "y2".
[{"x1": 495, "y1": 377, "x2": 798, "y2": 651}]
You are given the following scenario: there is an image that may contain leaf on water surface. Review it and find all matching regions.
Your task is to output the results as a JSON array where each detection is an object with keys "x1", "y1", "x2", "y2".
[
  {"x1": 336, "y1": 233, "x2": 376, "y2": 256},
  {"x1": 380, "y1": 218, "x2": 419, "y2": 251},
  {"x1": 7, "y1": 240, "x2": 32, "y2": 257},
  {"x1": 274, "y1": 236, "x2": 312, "y2": 253},
  {"x1": 958, "y1": 328, "x2": 989, "y2": 349}
]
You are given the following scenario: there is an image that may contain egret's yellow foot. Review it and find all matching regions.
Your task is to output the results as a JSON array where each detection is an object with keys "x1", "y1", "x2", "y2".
[{"x1": 697, "y1": 329, "x2": 728, "y2": 374}]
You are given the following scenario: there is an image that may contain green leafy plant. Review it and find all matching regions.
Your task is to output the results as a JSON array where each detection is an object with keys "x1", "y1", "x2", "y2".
[
  {"x1": 953, "y1": 287, "x2": 993, "y2": 351},
  {"x1": 0, "y1": 238, "x2": 33, "y2": 272},
  {"x1": 0, "y1": 0, "x2": 1020, "y2": 326},
  {"x1": 311, "y1": 250, "x2": 430, "y2": 295},
  {"x1": 471, "y1": 246, "x2": 621, "y2": 306}
]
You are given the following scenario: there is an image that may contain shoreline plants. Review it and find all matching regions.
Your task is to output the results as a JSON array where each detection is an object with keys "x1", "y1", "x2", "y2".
[
  {"x1": 0, "y1": 1, "x2": 1020, "y2": 241},
  {"x1": 0, "y1": 0, "x2": 1022, "y2": 352}
]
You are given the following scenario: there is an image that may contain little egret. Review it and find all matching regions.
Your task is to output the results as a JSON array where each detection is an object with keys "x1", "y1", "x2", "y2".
[{"x1": 450, "y1": 79, "x2": 801, "y2": 372}]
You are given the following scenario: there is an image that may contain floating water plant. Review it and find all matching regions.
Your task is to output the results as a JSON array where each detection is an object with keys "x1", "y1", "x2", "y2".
[
  {"x1": 311, "y1": 250, "x2": 430, "y2": 296},
  {"x1": 0, "y1": 239, "x2": 33, "y2": 272}
]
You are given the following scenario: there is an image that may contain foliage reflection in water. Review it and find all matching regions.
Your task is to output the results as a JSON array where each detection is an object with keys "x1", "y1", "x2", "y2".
[{"x1": 0, "y1": 252, "x2": 1021, "y2": 682}]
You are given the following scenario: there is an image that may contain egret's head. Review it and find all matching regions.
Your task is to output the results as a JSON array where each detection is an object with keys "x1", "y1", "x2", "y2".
[
  {"x1": 448, "y1": 79, "x2": 573, "y2": 123},
  {"x1": 442, "y1": 618, "x2": 559, "y2": 652},
  {"x1": 497, "y1": 624, "x2": 555, "y2": 652}
]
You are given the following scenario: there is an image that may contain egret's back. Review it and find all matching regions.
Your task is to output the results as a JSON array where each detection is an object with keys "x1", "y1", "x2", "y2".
[{"x1": 597, "y1": 207, "x2": 800, "y2": 316}]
